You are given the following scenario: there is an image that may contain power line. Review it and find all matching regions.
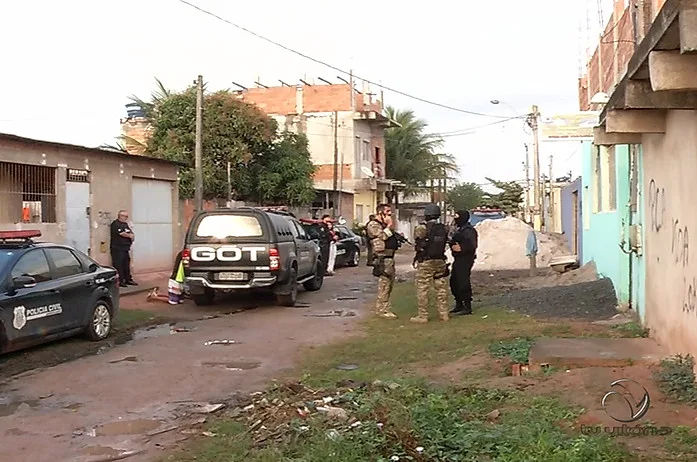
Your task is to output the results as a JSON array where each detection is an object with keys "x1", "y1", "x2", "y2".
[{"x1": 175, "y1": 0, "x2": 514, "y2": 119}]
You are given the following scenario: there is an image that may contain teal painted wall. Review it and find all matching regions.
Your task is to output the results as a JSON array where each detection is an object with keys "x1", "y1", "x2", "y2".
[{"x1": 581, "y1": 142, "x2": 631, "y2": 305}]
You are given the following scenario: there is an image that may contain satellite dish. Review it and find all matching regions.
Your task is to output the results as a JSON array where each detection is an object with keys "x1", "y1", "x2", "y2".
[{"x1": 361, "y1": 166, "x2": 375, "y2": 178}]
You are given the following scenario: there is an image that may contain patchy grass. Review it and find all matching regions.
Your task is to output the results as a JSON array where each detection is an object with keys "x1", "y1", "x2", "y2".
[
  {"x1": 165, "y1": 282, "x2": 660, "y2": 462},
  {"x1": 612, "y1": 322, "x2": 650, "y2": 338},
  {"x1": 167, "y1": 381, "x2": 634, "y2": 462},
  {"x1": 664, "y1": 426, "x2": 697, "y2": 461},
  {"x1": 488, "y1": 338, "x2": 534, "y2": 364},
  {"x1": 654, "y1": 354, "x2": 697, "y2": 405}
]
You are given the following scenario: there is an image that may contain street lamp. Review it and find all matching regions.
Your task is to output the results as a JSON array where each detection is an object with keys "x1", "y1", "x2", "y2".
[{"x1": 490, "y1": 99, "x2": 519, "y2": 116}]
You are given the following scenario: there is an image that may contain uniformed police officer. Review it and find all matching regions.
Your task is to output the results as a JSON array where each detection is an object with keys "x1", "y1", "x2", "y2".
[
  {"x1": 449, "y1": 210, "x2": 479, "y2": 315},
  {"x1": 411, "y1": 204, "x2": 450, "y2": 323},
  {"x1": 366, "y1": 204, "x2": 398, "y2": 319}
]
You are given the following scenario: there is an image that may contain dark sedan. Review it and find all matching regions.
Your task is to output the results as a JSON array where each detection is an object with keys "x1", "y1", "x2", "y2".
[
  {"x1": 333, "y1": 225, "x2": 361, "y2": 267},
  {"x1": 0, "y1": 230, "x2": 120, "y2": 354}
]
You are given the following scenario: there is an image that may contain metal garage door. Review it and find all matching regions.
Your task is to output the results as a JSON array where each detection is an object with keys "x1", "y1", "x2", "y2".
[{"x1": 131, "y1": 178, "x2": 174, "y2": 273}]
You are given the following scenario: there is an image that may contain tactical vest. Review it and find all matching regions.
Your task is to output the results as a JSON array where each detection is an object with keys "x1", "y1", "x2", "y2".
[
  {"x1": 368, "y1": 219, "x2": 398, "y2": 253},
  {"x1": 423, "y1": 221, "x2": 448, "y2": 260}
]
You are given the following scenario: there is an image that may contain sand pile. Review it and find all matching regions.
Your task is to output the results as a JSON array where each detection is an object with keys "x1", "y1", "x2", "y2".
[{"x1": 473, "y1": 217, "x2": 571, "y2": 271}]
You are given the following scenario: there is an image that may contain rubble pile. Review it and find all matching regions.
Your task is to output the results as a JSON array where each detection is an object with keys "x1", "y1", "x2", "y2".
[
  {"x1": 473, "y1": 217, "x2": 571, "y2": 271},
  {"x1": 229, "y1": 380, "x2": 401, "y2": 448}
]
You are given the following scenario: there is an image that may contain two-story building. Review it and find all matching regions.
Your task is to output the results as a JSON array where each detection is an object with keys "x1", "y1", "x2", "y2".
[{"x1": 234, "y1": 80, "x2": 400, "y2": 222}]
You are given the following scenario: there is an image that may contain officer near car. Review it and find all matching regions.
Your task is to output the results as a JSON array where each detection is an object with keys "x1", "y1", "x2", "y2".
[
  {"x1": 411, "y1": 203, "x2": 450, "y2": 323},
  {"x1": 449, "y1": 210, "x2": 479, "y2": 315},
  {"x1": 366, "y1": 204, "x2": 398, "y2": 319}
]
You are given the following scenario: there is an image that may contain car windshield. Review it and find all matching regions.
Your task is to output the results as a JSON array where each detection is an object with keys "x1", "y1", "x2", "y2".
[
  {"x1": 0, "y1": 250, "x2": 17, "y2": 273},
  {"x1": 195, "y1": 214, "x2": 264, "y2": 239}
]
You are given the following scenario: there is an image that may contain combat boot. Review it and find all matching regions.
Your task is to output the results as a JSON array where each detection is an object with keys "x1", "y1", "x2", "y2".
[
  {"x1": 378, "y1": 311, "x2": 398, "y2": 319},
  {"x1": 461, "y1": 299, "x2": 473, "y2": 315},
  {"x1": 410, "y1": 315, "x2": 428, "y2": 324},
  {"x1": 450, "y1": 300, "x2": 464, "y2": 314}
]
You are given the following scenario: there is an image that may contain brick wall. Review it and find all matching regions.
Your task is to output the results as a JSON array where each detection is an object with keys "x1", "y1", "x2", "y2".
[
  {"x1": 579, "y1": 0, "x2": 671, "y2": 110},
  {"x1": 313, "y1": 163, "x2": 353, "y2": 183},
  {"x1": 121, "y1": 118, "x2": 152, "y2": 154}
]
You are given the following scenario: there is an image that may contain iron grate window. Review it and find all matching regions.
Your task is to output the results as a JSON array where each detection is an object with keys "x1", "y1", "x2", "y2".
[
  {"x1": 67, "y1": 168, "x2": 90, "y2": 183},
  {"x1": 0, "y1": 161, "x2": 57, "y2": 223}
]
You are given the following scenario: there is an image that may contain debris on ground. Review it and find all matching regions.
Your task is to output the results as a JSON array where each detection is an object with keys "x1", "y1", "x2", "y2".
[
  {"x1": 227, "y1": 381, "x2": 401, "y2": 447},
  {"x1": 473, "y1": 217, "x2": 571, "y2": 271},
  {"x1": 491, "y1": 278, "x2": 619, "y2": 320},
  {"x1": 204, "y1": 340, "x2": 238, "y2": 346},
  {"x1": 303, "y1": 310, "x2": 357, "y2": 318},
  {"x1": 335, "y1": 364, "x2": 359, "y2": 371},
  {"x1": 108, "y1": 356, "x2": 138, "y2": 364}
]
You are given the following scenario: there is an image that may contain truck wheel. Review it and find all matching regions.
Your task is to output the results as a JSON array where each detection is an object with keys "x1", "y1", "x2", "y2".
[
  {"x1": 303, "y1": 260, "x2": 324, "y2": 291},
  {"x1": 193, "y1": 288, "x2": 215, "y2": 306},
  {"x1": 276, "y1": 268, "x2": 298, "y2": 306}
]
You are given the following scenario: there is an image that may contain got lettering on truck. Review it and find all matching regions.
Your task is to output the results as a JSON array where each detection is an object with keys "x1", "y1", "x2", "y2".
[{"x1": 182, "y1": 207, "x2": 325, "y2": 307}]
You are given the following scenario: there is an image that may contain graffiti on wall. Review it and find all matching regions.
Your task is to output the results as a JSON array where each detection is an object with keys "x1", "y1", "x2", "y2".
[
  {"x1": 648, "y1": 179, "x2": 666, "y2": 232},
  {"x1": 649, "y1": 179, "x2": 694, "y2": 315},
  {"x1": 672, "y1": 218, "x2": 689, "y2": 267},
  {"x1": 97, "y1": 211, "x2": 113, "y2": 227}
]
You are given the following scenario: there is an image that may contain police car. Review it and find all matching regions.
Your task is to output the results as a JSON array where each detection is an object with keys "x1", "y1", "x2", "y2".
[{"x1": 0, "y1": 230, "x2": 119, "y2": 354}]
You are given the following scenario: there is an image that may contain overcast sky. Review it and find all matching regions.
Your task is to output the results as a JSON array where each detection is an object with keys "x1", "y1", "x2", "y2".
[{"x1": 0, "y1": 0, "x2": 614, "y2": 190}]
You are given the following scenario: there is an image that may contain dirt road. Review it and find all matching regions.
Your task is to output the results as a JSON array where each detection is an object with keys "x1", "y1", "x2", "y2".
[{"x1": 0, "y1": 264, "x2": 378, "y2": 462}]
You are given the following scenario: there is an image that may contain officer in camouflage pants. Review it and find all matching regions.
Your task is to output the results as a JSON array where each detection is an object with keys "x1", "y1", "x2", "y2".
[
  {"x1": 411, "y1": 203, "x2": 450, "y2": 323},
  {"x1": 366, "y1": 204, "x2": 399, "y2": 319}
]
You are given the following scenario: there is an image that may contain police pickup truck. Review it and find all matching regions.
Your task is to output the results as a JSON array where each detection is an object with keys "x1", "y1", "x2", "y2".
[{"x1": 182, "y1": 207, "x2": 325, "y2": 307}]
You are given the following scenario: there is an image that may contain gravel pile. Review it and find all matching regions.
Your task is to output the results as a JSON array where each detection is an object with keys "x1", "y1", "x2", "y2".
[{"x1": 489, "y1": 277, "x2": 619, "y2": 321}]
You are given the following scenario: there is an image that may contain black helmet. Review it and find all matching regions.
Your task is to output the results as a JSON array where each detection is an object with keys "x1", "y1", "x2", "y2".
[{"x1": 424, "y1": 203, "x2": 441, "y2": 219}]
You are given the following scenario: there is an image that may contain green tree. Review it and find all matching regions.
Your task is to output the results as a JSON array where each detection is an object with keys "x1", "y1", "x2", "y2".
[
  {"x1": 384, "y1": 107, "x2": 458, "y2": 194},
  {"x1": 130, "y1": 79, "x2": 316, "y2": 204},
  {"x1": 482, "y1": 177, "x2": 524, "y2": 214},
  {"x1": 446, "y1": 182, "x2": 484, "y2": 212}
]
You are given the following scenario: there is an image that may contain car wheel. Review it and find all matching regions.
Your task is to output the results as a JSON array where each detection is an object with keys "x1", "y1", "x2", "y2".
[
  {"x1": 193, "y1": 288, "x2": 215, "y2": 306},
  {"x1": 277, "y1": 267, "x2": 298, "y2": 306},
  {"x1": 86, "y1": 300, "x2": 112, "y2": 341},
  {"x1": 348, "y1": 249, "x2": 360, "y2": 267},
  {"x1": 303, "y1": 260, "x2": 325, "y2": 291}
]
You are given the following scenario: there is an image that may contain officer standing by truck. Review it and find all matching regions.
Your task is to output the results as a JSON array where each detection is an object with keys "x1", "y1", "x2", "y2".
[
  {"x1": 411, "y1": 204, "x2": 450, "y2": 324},
  {"x1": 449, "y1": 210, "x2": 478, "y2": 315},
  {"x1": 366, "y1": 204, "x2": 398, "y2": 319}
]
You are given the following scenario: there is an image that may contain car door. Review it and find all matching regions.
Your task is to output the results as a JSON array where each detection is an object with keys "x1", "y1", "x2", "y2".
[
  {"x1": 0, "y1": 249, "x2": 63, "y2": 344},
  {"x1": 44, "y1": 247, "x2": 90, "y2": 332},
  {"x1": 334, "y1": 227, "x2": 351, "y2": 263},
  {"x1": 290, "y1": 221, "x2": 313, "y2": 277}
]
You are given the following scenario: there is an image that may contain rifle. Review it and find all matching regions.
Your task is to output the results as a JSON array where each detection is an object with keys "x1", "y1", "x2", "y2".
[{"x1": 395, "y1": 232, "x2": 414, "y2": 248}]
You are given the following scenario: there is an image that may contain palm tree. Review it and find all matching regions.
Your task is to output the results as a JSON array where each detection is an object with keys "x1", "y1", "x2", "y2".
[
  {"x1": 128, "y1": 77, "x2": 172, "y2": 120},
  {"x1": 384, "y1": 107, "x2": 459, "y2": 195}
]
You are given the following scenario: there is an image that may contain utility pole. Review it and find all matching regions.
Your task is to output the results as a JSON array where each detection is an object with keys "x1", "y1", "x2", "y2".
[
  {"x1": 332, "y1": 111, "x2": 339, "y2": 217},
  {"x1": 226, "y1": 161, "x2": 232, "y2": 207},
  {"x1": 524, "y1": 143, "x2": 530, "y2": 223},
  {"x1": 194, "y1": 75, "x2": 204, "y2": 211},
  {"x1": 548, "y1": 153, "x2": 554, "y2": 232},
  {"x1": 528, "y1": 105, "x2": 542, "y2": 231}
]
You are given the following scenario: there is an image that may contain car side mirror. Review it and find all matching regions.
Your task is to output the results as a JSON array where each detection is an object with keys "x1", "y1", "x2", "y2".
[
  {"x1": 88, "y1": 263, "x2": 99, "y2": 273},
  {"x1": 13, "y1": 275, "x2": 36, "y2": 289}
]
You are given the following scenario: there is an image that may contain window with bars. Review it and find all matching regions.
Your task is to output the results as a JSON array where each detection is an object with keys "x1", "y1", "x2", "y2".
[{"x1": 0, "y1": 162, "x2": 57, "y2": 223}]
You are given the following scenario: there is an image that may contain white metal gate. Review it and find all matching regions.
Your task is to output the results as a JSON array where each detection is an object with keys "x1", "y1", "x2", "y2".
[
  {"x1": 131, "y1": 178, "x2": 174, "y2": 273},
  {"x1": 65, "y1": 169, "x2": 91, "y2": 255}
]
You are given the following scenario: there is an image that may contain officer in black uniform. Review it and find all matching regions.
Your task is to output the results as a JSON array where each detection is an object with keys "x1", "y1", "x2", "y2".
[
  {"x1": 449, "y1": 210, "x2": 478, "y2": 315},
  {"x1": 110, "y1": 209, "x2": 137, "y2": 286}
]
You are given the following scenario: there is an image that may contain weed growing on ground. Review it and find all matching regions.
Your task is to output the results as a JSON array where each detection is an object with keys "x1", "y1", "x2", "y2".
[
  {"x1": 612, "y1": 322, "x2": 649, "y2": 338},
  {"x1": 168, "y1": 381, "x2": 632, "y2": 462},
  {"x1": 664, "y1": 426, "x2": 697, "y2": 460},
  {"x1": 114, "y1": 309, "x2": 158, "y2": 328},
  {"x1": 654, "y1": 354, "x2": 697, "y2": 404},
  {"x1": 487, "y1": 338, "x2": 534, "y2": 364}
]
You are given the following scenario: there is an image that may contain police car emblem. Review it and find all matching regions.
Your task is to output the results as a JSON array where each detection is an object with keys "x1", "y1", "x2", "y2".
[{"x1": 13, "y1": 305, "x2": 26, "y2": 330}]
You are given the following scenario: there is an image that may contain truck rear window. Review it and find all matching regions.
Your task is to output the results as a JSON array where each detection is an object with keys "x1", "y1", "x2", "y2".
[{"x1": 195, "y1": 214, "x2": 264, "y2": 239}]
